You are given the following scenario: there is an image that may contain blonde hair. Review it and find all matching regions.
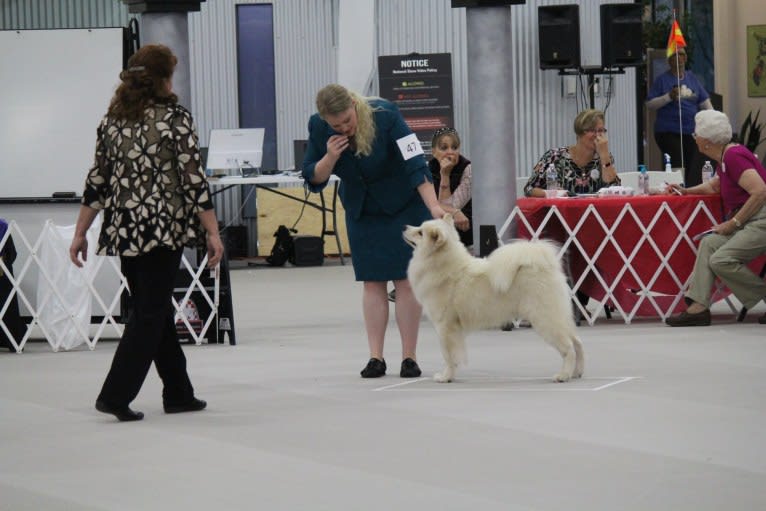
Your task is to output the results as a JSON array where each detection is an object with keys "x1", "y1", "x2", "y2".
[
  {"x1": 316, "y1": 84, "x2": 379, "y2": 157},
  {"x1": 573, "y1": 109, "x2": 605, "y2": 136}
]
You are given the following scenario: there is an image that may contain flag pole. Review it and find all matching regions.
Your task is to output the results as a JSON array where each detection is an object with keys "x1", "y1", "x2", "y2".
[{"x1": 672, "y1": 11, "x2": 685, "y2": 173}]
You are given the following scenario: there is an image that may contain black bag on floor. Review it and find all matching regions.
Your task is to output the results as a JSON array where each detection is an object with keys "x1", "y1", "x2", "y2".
[
  {"x1": 266, "y1": 225, "x2": 295, "y2": 266},
  {"x1": 290, "y1": 236, "x2": 324, "y2": 266}
]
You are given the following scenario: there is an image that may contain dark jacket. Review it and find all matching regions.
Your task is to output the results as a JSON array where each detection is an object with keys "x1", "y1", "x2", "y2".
[
  {"x1": 431, "y1": 155, "x2": 473, "y2": 246},
  {"x1": 302, "y1": 99, "x2": 431, "y2": 220}
]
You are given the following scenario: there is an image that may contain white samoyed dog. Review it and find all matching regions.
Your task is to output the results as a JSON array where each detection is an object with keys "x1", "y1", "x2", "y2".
[{"x1": 404, "y1": 215, "x2": 584, "y2": 383}]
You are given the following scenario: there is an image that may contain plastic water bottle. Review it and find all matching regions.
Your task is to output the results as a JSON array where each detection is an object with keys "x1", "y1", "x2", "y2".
[
  {"x1": 663, "y1": 153, "x2": 672, "y2": 173},
  {"x1": 637, "y1": 164, "x2": 649, "y2": 195},
  {"x1": 545, "y1": 163, "x2": 559, "y2": 196},
  {"x1": 701, "y1": 160, "x2": 714, "y2": 183}
]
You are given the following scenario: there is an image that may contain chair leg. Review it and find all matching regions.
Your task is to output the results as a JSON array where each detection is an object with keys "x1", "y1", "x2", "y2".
[
  {"x1": 737, "y1": 307, "x2": 748, "y2": 322},
  {"x1": 571, "y1": 298, "x2": 583, "y2": 326}
]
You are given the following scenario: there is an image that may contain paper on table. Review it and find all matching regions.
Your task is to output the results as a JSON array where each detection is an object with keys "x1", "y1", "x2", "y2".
[{"x1": 692, "y1": 229, "x2": 715, "y2": 241}]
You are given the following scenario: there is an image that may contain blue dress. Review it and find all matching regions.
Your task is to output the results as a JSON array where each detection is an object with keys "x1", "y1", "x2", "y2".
[{"x1": 303, "y1": 99, "x2": 432, "y2": 281}]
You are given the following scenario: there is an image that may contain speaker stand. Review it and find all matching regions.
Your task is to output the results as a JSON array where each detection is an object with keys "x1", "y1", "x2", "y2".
[{"x1": 558, "y1": 66, "x2": 626, "y2": 110}]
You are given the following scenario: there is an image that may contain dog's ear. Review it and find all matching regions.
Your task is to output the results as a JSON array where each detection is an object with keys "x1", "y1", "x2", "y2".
[
  {"x1": 443, "y1": 213, "x2": 454, "y2": 227},
  {"x1": 427, "y1": 225, "x2": 446, "y2": 248}
]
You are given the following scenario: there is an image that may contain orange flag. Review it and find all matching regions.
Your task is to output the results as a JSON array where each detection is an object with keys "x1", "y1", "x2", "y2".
[{"x1": 666, "y1": 20, "x2": 687, "y2": 58}]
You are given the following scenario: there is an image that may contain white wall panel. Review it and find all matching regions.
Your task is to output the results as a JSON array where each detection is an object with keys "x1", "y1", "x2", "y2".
[
  {"x1": 3, "y1": 0, "x2": 638, "y2": 219},
  {"x1": 2, "y1": 0, "x2": 636, "y2": 178},
  {"x1": 376, "y1": 0, "x2": 637, "y2": 178},
  {"x1": 0, "y1": 0, "x2": 128, "y2": 29},
  {"x1": 376, "y1": 0, "x2": 469, "y2": 155},
  {"x1": 188, "y1": 0, "x2": 337, "y2": 231},
  {"x1": 189, "y1": 0, "x2": 336, "y2": 168}
]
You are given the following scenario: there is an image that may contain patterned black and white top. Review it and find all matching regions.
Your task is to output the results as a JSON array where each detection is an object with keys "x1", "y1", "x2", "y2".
[
  {"x1": 524, "y1": 146, "x2": 620, "y2": 196},
  {"x1": 81, "y1": 102, "x2": 213, "y2": 257}
]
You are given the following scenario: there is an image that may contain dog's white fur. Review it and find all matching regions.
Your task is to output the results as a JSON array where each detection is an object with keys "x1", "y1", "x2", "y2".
[{"x1": 404, "y1": 215, "x2": 584, "y2": 383}]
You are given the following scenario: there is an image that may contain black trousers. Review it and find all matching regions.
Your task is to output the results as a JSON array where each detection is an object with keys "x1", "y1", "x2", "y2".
[
  {"x1": 98, "y1": 247, "x2": 194, "y2": 407},
  {"x1": 654, "y1": 131, "x2": 703, "y2": 187}
]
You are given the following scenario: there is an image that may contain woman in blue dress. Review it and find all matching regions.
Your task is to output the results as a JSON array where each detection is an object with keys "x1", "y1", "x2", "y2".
[{"x1": 303, "y1": 84, "x2": 445, "y2": 378}]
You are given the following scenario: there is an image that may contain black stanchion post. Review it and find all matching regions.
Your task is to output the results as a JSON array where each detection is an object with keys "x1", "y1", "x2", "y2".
[
  {"x1": 478, "y1": 224, "x2": 499, "y2": 257},
  {"x1": 213, "y1": 236, "x2": 236, "y2": 345}
]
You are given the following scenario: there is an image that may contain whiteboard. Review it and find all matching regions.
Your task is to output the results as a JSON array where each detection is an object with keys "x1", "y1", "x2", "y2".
[{"x1": 0, "y1": 28, "x2": 124, "y2": 199}]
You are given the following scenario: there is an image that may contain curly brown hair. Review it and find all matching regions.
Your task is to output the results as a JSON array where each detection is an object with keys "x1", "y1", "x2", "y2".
[{"x1": 108, "y1": 44, "x2": 178, "y2": 121}]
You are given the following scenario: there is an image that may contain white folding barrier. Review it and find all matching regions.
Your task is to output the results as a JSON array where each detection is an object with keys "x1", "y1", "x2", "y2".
[
  {"x1": 497, "y1": 198, "x2": 741, "y2": 325},
  {"x1": 0, "y1": 219, "x2": 219, "y2": 353}
]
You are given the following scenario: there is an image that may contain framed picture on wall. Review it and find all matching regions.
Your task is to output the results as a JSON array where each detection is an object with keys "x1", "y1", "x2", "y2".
[{"x1": 747, "y1": 24, "x2": 766, "y2": 97}]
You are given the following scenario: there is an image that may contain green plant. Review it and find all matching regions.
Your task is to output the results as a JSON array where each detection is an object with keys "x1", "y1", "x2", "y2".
[{"x1": 739, "y1": 109, "x2": 766, "y2": 154}]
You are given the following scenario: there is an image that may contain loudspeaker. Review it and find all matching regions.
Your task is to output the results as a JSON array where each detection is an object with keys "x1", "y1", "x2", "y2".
[
  {"x1": 451, "y1": 0, "x2": 525, "y2": 6},
  {"x1": 538, "y1": 5, "x2": 580, "y2": 70},
  {"x1": 600, "y1": 4, "x2": 643, "y2": 67},
  {"x1": 291, "y1": 236, "x2": 324, "y2": 266}
]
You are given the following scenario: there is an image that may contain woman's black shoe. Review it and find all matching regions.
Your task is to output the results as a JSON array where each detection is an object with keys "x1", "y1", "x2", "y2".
[
  {"x1": 400, "y1": 358, "x2": 422, "y2": 378},
  {"x1": 95, "y1": 399, "x2": 144, "y2": 422},
  {"x1": 665, "y1": 309, "x2": 711, "y2": 327},
  {"x1": 164, "y1": 398, "x2": 207, "y2": 414},
  {"x1": 360, "y1": 358, "x2": 386, "y2": 378}
]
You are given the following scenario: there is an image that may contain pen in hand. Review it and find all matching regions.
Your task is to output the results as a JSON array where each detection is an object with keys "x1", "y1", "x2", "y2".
[{"x1": 665, "y1": 182, "x2": 683, "y2": 195}]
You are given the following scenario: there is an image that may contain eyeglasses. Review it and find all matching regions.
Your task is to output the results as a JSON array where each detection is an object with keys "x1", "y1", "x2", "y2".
[{"x1": 586, "y1": 128, "x2": 608, "y2": 135}]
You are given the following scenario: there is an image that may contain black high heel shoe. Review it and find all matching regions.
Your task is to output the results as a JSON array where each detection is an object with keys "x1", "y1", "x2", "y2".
[{"x1": 95, "y1": 399, "x2": 144, "y2": 421}]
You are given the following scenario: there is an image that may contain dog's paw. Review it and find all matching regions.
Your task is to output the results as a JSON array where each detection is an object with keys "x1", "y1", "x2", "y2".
[
  {"x1": 553, "y1": 372, "x2": 572, "y2": 383},
  {"x1": 433, "y1": 368, "x2": 454, "y2": 383},
  {"x1": 572, "y1": 369, "x2": 584, "y2": 379}
]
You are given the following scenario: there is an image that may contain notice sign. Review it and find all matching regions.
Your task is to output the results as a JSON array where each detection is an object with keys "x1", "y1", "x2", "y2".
[{"x1": 378, "y1": 53, "x2": 454, "y2": 154}]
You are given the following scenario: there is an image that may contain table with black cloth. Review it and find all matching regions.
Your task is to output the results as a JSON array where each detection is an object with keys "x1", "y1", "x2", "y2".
[{"x1": 513, "y1": 194, "x2": 725, "y2": 323}]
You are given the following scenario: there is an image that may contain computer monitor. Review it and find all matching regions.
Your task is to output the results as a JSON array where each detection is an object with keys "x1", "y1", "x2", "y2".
[{"x1": 206, "y1": 128, "x2": 265, "y2": 176}]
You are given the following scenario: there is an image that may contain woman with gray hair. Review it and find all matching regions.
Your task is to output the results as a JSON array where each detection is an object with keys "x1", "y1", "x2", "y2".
[{"x1": 666, "y1": 109, "x2": 766, "y2": 326}]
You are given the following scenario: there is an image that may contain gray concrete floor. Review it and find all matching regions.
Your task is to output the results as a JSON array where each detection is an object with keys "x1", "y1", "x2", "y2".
[{"x1": 2, "y1": 260, "x2": 766, "y2": 511}]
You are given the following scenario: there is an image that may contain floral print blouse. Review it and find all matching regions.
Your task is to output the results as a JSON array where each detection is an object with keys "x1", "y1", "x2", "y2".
[
  {"x1": 523, "y1": 146, "x2": 620, "y2": 196},
  {"x1": 81, "y1": 102, "x2": 213, "y2": 257}
]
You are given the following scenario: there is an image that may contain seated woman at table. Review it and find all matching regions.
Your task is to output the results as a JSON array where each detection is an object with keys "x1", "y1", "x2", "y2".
[
  {"x1": 524, "y1": 109, "x2": 620, "y2": 197},
  {"x1": 389, "y1": 126, "x2": 473, "y2": 303},
  {"x1": 665, "y1": 109, "x2": 766, "y2": 326},
  {"x1": 431, "y1": 127, "x2": 473, "y2": 247}
]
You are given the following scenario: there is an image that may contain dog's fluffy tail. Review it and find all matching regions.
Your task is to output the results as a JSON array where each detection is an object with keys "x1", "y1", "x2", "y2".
[{"x1": 486, "y1": 239, "x2": 562, "y2": 294}]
